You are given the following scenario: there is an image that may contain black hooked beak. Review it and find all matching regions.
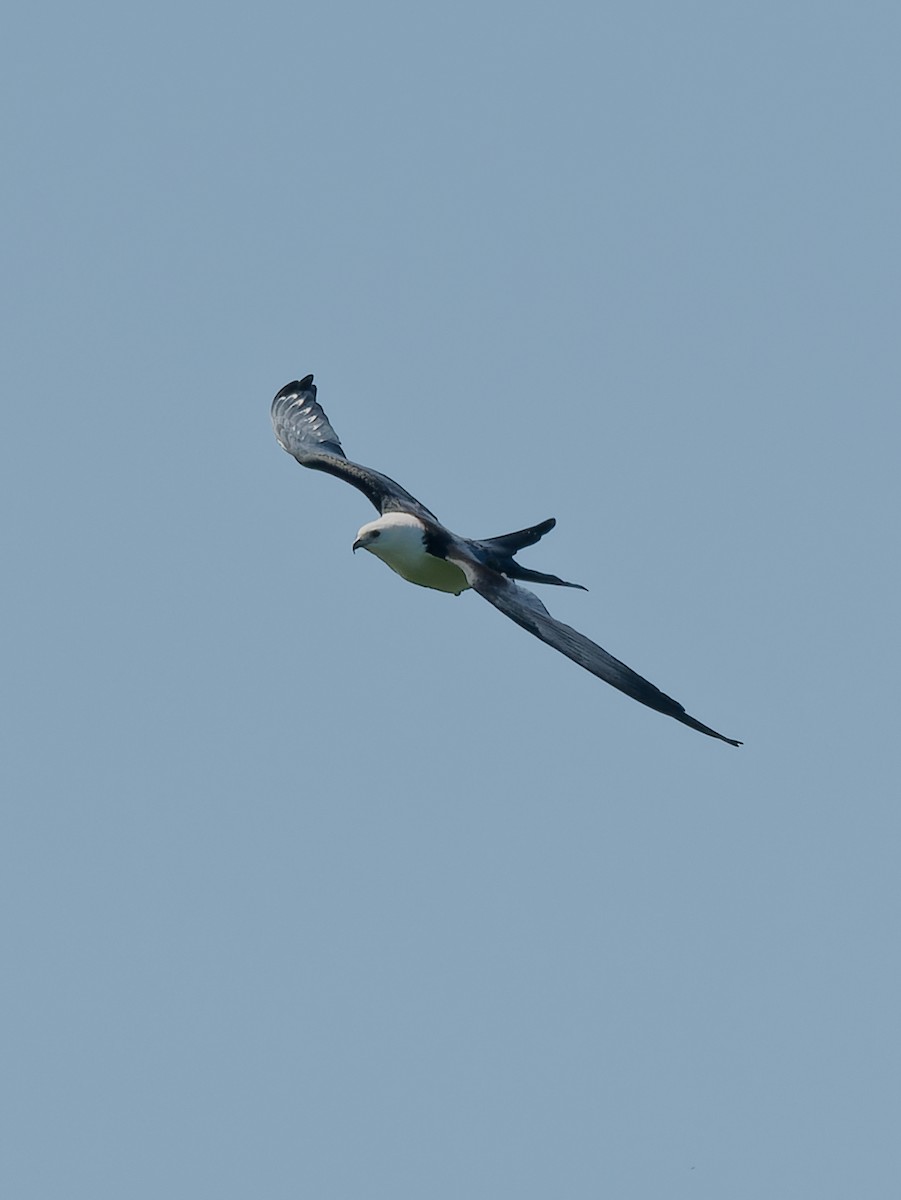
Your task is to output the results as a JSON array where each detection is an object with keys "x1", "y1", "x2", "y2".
[{"x1": 352, "y1": 538, "x2": 363, "y2": 553}]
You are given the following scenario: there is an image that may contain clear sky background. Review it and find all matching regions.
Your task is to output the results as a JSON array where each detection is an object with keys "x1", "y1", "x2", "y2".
[{"x1": 3, "y1": 2, "x2": 900, "y2": 1196}]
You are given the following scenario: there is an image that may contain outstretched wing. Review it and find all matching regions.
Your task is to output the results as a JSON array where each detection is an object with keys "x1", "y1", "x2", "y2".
[
  {"x1": 271, "y1": 377, "x2": 439, "y2": 522},
  {"x1": 446, "y1": 552, "x2": 741, "y2": 746}
]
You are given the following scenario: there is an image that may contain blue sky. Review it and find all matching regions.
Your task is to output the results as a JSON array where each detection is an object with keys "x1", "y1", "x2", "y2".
[{"x1": 3, "y1": 2, "x2": 900, "y2": 1196}]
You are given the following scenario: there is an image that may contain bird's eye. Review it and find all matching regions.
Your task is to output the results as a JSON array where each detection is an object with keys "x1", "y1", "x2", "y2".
[{"x1": 370, "y1": 531, "x2": 380, "y2": 538}]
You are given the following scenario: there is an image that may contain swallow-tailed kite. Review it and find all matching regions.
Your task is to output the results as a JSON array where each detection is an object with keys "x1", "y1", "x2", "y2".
[{"x1": 271, "y1": 376, "x2": 741, "y2": 746}]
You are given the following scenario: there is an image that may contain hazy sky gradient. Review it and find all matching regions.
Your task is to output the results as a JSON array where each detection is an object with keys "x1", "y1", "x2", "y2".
[{"x1": 4, "y1": 2, "x2": 900, "y2": 1196}]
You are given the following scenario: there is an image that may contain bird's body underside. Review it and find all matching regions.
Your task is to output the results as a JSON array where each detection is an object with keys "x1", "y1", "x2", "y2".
[
  {"x1": 354, "y1": 512, "x2": 469, "y2": 594},
  {"x1": 271, "y1": 375, "x2": 741, "y2": 746}
]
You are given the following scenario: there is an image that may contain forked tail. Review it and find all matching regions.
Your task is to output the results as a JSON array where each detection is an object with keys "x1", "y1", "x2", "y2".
[{"x1": 473, "y1": 518, "x2": 587, "y2": 590}]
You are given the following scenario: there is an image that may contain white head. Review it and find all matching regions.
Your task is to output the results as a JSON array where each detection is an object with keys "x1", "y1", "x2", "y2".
[{"x1": 352, "y1": 511, "x2": 428, "y2": 564}]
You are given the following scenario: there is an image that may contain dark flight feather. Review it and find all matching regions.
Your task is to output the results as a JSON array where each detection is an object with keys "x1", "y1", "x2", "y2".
[{"x1": 447, "y1": 555, "x2": 741, "y2": 746}]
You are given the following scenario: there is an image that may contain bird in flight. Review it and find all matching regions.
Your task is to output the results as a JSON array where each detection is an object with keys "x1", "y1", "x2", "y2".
[{"x1": 271, "y1": 376, "x2": 741, "y2": 746}]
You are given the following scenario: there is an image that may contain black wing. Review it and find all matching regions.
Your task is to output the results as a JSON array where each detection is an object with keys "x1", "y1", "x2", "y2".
[
  {"x1": 446, "y1": 552, "x2": 741, "y2": 746},
  {"x1": 271, "y1": 377, "x2": 440, "y2": 522}
]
